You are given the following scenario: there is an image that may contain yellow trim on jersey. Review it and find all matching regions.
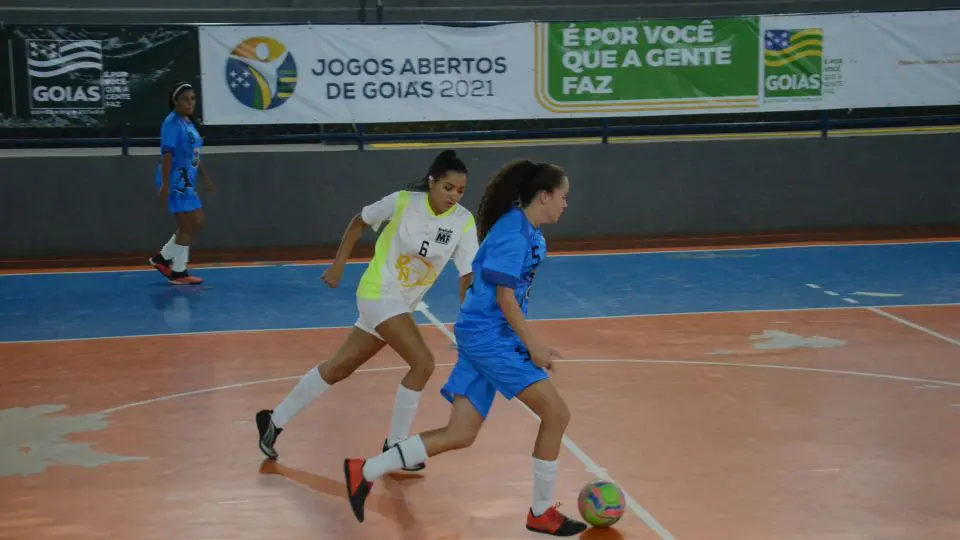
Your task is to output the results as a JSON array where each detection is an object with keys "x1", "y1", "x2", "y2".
[
  {"x1": 462, "y1": 212, "x2": 476, "y2": 234},
  {"x1": 357, "y1": 190, "x2": 411, "y2": 299}
]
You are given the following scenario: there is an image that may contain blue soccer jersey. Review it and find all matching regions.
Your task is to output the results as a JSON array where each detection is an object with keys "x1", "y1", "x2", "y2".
[
  {"x1": 454, "y1": 207, "x2": 546, "y2": 345},
  {"x1": 155, "y1": 111, "x2": 204, "y2": 214},
  {"x1": 156, "y1": 111, "x2": 203, "y2": 195}
]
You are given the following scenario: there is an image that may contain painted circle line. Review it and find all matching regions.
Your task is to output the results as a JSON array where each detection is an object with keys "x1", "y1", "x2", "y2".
[{"x1": 97, "y1": 358, "x2": 960, "y2": 415}]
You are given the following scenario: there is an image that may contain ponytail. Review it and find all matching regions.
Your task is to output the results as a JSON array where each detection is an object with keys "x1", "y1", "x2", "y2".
[
  {"x1": 476, "y1": 160, "x2": 565, "y2": 241},
  {"x1": 409, "y1": 149, "x2": 468, "y2": 191}
]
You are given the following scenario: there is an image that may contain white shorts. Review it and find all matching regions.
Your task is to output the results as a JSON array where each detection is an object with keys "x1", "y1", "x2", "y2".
[{"x1": 355, "y1": 296, "x2": 413, "y2": 340}]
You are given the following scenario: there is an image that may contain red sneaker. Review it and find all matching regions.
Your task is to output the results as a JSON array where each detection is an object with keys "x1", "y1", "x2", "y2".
[
  {"x1": 526, "y1": 504, "x2": 588, "y2": 536},
  {"x1": 343, "y1": 458, "x2": 373, "y2": 522},
  {"x1": 169, "y1": 271, "x2": 203, "y2": 285},
  {"x1": 149, "y1": 254, "x2": 173, "y2": 277}
]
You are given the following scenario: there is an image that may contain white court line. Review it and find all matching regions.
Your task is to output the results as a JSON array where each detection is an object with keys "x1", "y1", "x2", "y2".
[
  {"x1": 5, "y1": 302, "x2": 960, "y2": 345},
  {"x1": 803, "y1": 283, "x2": 960, "y2": 347},
  {"x1": 96, "y1": 358, "x2": 960, "y2": 417},
  {"x1": 568, "y1": 359, "x2": 960, "y2": 387},
  {"x1": 866, "y1": 307, "x2": 960, "y2": 348},
  {"x1": 97, "y1": 375, "x2": 309, "y2": 414},
  {"x1": 553, "y1": 239, "x2": 960, "y2": 258},
  {"x1": 415, "y1": 302, "x2": 677, "y2": 540},
  {"x1": 0, "y1": 324, "x2": 355, "y2": 345},
  {"x1": 3, "y1": 239, "x2": 958, "y2": 277}
]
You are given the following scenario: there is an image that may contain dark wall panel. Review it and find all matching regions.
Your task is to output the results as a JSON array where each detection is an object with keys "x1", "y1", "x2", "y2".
[{"x1": 1, "y1": 134, "x2": 958, "y2": 259}]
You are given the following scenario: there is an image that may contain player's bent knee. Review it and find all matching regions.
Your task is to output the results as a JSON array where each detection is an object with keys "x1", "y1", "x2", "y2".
[
  {"x1": 319, "y1": 359, "x2": 354, "y2": 384},
  {"x1": 447, "y1": 426, "x2": 478, "y2": 450},
  {"x1": 408, "y1": 352, "x2": 435, "y2": 380},
  {"x1": 543, "y1": 398, "x2": 571, "y2": 430}
]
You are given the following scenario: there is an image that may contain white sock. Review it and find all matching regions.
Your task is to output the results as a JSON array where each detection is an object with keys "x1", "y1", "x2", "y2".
[
  {"x1": 172, "y1": 244, "x2": 190, "y2": 272},
  {"x1": 362, "y1": 434, "x2": 428, "y2": 482},
  {"x1": 159, "y1": 234, "x2": 178, "y2": 260},
  {"x1": 272, "y1": 367, "x2": 330, "y2": 428},
  {"x1": 387, "y1": 384, "x2": 422, "y2": 446},
  {"x1": 531, "y1": 457, "x2": 559, "y2": 516}
]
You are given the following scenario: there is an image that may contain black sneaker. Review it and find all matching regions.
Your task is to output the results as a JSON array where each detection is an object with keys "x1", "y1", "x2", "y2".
[
  {"x1": 382, "y1": 439, "x2": 425, "y2": 472},
  {"x1": 256, "y1": 409, "x2": 282, "y2": 460}
]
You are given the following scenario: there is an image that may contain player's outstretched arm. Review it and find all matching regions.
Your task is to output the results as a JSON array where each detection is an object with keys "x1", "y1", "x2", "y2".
[{"x1": 322, "y1": 213, "x2": 367, "y2": 288}]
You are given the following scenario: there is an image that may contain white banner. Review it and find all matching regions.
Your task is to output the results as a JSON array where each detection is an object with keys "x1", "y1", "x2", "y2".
[
  {"x1": 756, "y1": 10, "x2": 960, "y2": 112},
  {"x1": 198, "y1": 12, "x2": 960, "y2": 126},
  {"x1": 198, "y1": 23, "x2": 538, "y2": 125}
]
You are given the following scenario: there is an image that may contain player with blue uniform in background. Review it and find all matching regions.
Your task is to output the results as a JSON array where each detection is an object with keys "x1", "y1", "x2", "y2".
[
  {"x1": 343, "y1": 160, "x2": 587, "y2": 537},
  {"x1": 149, "y1": 80, "x2": 214, "y2": 285}
]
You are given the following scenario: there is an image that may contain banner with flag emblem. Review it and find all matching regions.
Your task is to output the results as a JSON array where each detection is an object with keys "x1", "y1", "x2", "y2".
[
  {"x1": 199, "y1": 11, "x2": 960, "y2": 125},
  {"x1": 759, "y1": 10, "x2": 960, "y2": 110},
  {"x1": 26, "y1": 40, "x2": 106, "y2": 112},
  {"x1": 4, "y1": 9, "x2": 960, "y2": 129},
  {"x1": 1, "y1": 25, "x2": 200, "y2": 130},
  {"x1": 762, "y1": 28, "x2": 825, "y2": 99}
]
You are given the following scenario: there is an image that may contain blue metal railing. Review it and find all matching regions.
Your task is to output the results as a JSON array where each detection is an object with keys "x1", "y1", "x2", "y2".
[{"x1": 3, "y1": 112, "x2": 957, "y2": 155}]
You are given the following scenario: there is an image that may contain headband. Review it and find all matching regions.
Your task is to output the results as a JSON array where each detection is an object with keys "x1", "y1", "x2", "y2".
[{"x1": 172, "y1": 83, "x2": 193, "y2": 101}]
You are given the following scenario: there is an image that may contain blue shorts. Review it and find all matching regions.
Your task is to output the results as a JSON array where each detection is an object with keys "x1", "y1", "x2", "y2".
[
  {"x1": 440, "y1": 339, "x2": 549, "y2": 419},
  {"x1": 166, "y1": 191, "x2": 202, "y2": 214},
  {"x1": 156, "y1": 165, "x2": 202, "y2": 215}
]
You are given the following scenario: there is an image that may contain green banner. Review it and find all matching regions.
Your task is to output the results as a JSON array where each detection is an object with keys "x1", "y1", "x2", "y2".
[
  {"x1": 1, "y1": 25, "x2": 200, "y2": 129},
  {"x1": 541, "y1": 18, "x2": 760, "y2": 111}
]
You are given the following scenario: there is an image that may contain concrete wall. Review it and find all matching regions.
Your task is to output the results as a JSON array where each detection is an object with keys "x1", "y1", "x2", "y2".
[{"x1": 1, "y1": 133, "x2": 958, "y2": 261}]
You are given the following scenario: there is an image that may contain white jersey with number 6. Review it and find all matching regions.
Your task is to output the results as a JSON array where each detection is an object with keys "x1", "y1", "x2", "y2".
[{"x1": 357, "y1": 190, "x2": 478, "y2": 308}]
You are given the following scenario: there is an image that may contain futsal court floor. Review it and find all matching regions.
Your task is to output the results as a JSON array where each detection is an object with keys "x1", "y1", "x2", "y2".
[{"x1": 1, "y1": 239, "x2": 959, "y2": 539}]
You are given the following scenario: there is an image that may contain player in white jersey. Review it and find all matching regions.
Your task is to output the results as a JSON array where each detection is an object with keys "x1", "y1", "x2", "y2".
[{"x1": 255, "y1": 150, "x2": 479, "y2": 471}]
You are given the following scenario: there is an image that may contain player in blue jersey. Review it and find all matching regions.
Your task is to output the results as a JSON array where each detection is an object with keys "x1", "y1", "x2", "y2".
[
  {"x1": 343, "y1": 160, "x2": 587, "y2": 537},
  {"x1": 149, "y1": 80, "x2": 214, "y2": 285}
]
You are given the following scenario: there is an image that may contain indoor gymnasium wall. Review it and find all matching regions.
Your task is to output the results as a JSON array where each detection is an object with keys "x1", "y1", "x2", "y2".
[{"x1": 2, "y1": 133, "x2": 959, "y2": 261}]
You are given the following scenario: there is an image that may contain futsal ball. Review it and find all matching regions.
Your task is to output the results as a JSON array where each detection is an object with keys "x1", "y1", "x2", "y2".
[{"x1": 577, "y1": 479, "x2": 625, "y2": 527}]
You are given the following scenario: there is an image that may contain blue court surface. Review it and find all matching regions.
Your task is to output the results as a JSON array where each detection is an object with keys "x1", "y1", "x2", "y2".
[{"x1": 2, "y1": 240, "x2": 959, "y2": 343}]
